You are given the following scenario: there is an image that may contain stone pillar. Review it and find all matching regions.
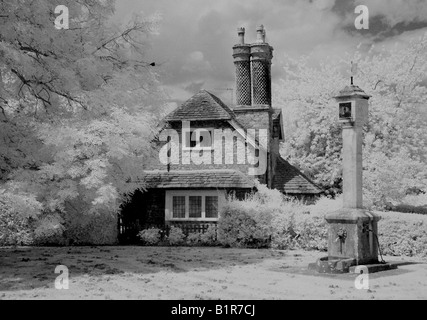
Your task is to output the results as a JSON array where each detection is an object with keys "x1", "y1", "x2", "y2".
[
  {"x1": 233, "y1": 27, "x2": 252, "y2": 106},
  {"x1": 324, "y1": 85, "x2": 380, "y2": 267},
  {"x1": 342, "y1": 122, "x2": 363, "y2": 208}
]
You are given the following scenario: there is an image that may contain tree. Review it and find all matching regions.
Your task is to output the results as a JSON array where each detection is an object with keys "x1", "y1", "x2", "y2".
[
  {"x1": 273, "y1": 33, "x2": 427, "y2": 209},
  {"x1": 0, "y1": 0, "x2": 167, "y2": 244}
]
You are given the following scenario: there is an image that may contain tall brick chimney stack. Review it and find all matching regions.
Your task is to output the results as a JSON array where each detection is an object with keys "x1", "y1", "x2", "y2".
[
  {"x1": 251, "y1": 25, "x2": 273, "y2": 106},
  {"x1": 233, "y1": 27, "x2": 252, "y2": 106},
  {"x1": 231, "y1": 25, "x2": 278, "y2": 187}
]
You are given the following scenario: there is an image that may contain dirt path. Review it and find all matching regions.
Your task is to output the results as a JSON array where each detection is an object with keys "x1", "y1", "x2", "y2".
[{"x1": 0, "y1": 246, "x2": 426, "y2": 300}]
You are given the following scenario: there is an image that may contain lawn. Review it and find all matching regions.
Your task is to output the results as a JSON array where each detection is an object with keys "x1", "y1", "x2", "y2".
[{"x1": 1, "y1": 246, "x2": 426, "y2": 300}]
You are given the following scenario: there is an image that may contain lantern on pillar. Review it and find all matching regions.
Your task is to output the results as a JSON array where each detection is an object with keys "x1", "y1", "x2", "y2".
[{"x1": 336, "y1": 85, "x2": 370, "y2": 125}]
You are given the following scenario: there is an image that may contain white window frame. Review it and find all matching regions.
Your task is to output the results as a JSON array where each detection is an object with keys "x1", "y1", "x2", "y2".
[
  {"x1": 165, "y1": 190, "x2": 225, "y2": 222},
  {"x1": 181, "y1": 128, "x2": 214, "y2": 151}
]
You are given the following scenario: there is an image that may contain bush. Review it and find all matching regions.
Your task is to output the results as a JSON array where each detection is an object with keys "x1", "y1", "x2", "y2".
[
  {"x1": 217, "y1": 189, "x2": 276, "y2": 248},
  {"x1": 138, "y1": 227, "x2": 162, "y2": 245},
  {"x1": 293, "y1": 214, "x2": 328, "y2": 251},
  {"x1": 167, "y1": 226, "x2": 186, "y2": 246},
  {"x1": 200, "y1": 225, "x2": 218, "y2": 246},
  {"x1": 62, "y1": 211, "x2": 118, "y2": 245},
  {"x1": 391, "y1": 193, "x2": 427, "y2": 215},
  {"x1": 378, "y1": 211, "x2": 427, "y2": 257},
  {"x1": 270, "y1": 201, "x2": 299, "y2": 250},
  {"x1": 59, "y1": 199, "x2": 118, "y2": 245},
  {"x1": 186, "y1": 232, "x2": 201, "y2": 245},
  {"x1": 0, "y1": 188, "x2": 42, "y2": 246},
  {"x1": 216, "y1": 187, "x2": 427, "y2": 258},
  {"x1": 308, "y1": 196, "x2": 342, "y2": 215},
  {"x1": 0, "y1": 187, "x2": 119, "y2": 246},
  {"x1": 33, "y1": 213, "x2": 66, "y2": 245}
]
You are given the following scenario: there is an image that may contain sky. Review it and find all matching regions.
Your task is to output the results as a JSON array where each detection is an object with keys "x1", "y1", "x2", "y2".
[{"x1": 113, "y1": 0, "x2": 427, "y2": 106}]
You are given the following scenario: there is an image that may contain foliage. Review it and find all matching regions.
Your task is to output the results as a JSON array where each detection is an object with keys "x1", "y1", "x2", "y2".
[
  {"x1": 292, "y1": 213, "x2": 328, "y2": 251},
  {"x1": 270, "y1": 198, "x2": 308, "y2": 250},
  {"x1": 363, "y1": 149, "x2": 427, "y2": 209},
  {"x1": 273, "y1": 34, "x2": 427, "y2": 208},
  {"x1": 32, "y1": 213, "x2": 65, "y2": 245},
  {"x1": 167, "y1": 226, "x2": 186, "y2": 246},
  {"x1": 217, "y1": 185, "x2": 281, "y2": 248},
  {"x1": 0, "y1": 186, "x2": 42, "y2": 245},
  {"x1": 138, "y1": 228, "x2": 162, "y2": 245},
  {"x1": 378, "y1": 211, "x2": 427, "y2": 257},
  {"x1": 200, "y1": 225, "x2": 218, "y2": 246},
  {"x1": 308, "y1": 195, "x2": 342, "y2": 215},
  {"x1": 392, "y1": 193, "x2": 427, "y2": 215},
  {"x1": 186, "y1": 232, "x2": 202, "y2": 246},
  {"x1": 134, "y1": 189, "x2": 427, "y2": 257},
  {"x1": 61, "y1": 204, "x2": 118, "y2": 245},
  {"x1": 216, "y1": 188, "x2": 427, "y2": 257},
  {"x1": 0, "y1": 0, "x2": 168, "y2": 243}
]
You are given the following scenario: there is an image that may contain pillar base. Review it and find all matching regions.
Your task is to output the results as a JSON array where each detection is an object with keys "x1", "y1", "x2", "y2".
[
  {"x1": 308, "y1": 257, "x2": 397, "y2": 274},
  {"x1": 324, "y1": 208, "x2": 381, "y2": 265}
]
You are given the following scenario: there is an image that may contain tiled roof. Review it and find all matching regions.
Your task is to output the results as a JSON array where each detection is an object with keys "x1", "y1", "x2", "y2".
[
  {"x1": 141, "y1": 169, "x2": 255, "y2": 189},
  {"x1": 272, "y1": 157, "x2": 322, "y2": 194},
  {"x1": 335, "y1": 85, "x2": 370, "y2": 98},
  {"x1": 165, "y1": 90, "x2": 235, "y2": 121}
]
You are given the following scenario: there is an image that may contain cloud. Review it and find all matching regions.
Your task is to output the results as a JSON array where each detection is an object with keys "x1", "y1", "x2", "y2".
[
  {"x1": 113, "y1": 0, "x2": 427, "y2": 104},
  {"x1": 312, "y1": 0, "x2": 337, "y2": 11},
  {"x1": 355, "y1": 0, "x2": 427, "y2": 27},
  {"x1": 182, "y1": 51, "x2": 212, "y2": 74},
  {"x1": 184, "y1": 80, "x2": 205, "y2": 94}
]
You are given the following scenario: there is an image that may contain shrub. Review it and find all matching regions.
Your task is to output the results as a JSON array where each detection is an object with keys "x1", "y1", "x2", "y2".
[
  {"x1": 60, "y1": 199, "x2": 118, "y2": 245},
  {"x1": 217, "y1": 194, "x2": 274, "y2": 248},
  {"x1": 167, "y1": 226, "x2": 186, "y2": 246},
  {"x1": 293, "y1": 214, "x2": 328, "y2": 251},
  {"x1": 200, "y1": 225, "x2": 218, "y2": 246},
  {"x1": 138, "y1": 227, "x2": 162, "y2": 245},
  {"x1": 62, "y1": 211, "x2": 118, "y2": 245},
  {"x1": 391, "y1": 193, "x2": 427, "y2": 215},
  {"x1": 378, "y1": 211, "x2": 427, "y2": 257},
  {"x1": 216, "y1": 187, "x2": 427, "y2": 257},
  {"x1": 270, "y1": 200, "x2": 299, "y2": 250},
  {"x1": 308, "y1": 196, "x2": 342, "y2": 216},
  {"x1": 186, "y1": 232, "x2": 201, "y2": 245},
  {"x1": 0, "y1": 188, "x2": 42, "y2": 246},
  {"x1": 33, "y1": 213, "x2": 66, "y2": 245}
]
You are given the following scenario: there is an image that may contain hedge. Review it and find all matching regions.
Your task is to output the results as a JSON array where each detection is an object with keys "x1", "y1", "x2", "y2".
[{"x1": 215, "y1": 192, "x2": 427, "y2": 258}]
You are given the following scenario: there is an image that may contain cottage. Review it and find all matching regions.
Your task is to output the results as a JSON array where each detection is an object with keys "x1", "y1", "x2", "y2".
[{"x1": 119, "y1": 26, "x2": 321, "y2": 242}]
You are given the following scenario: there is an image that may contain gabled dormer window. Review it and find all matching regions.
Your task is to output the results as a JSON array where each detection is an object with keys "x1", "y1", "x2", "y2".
[{"x1": 183, "y1": 128, "x2": 214, "y2": 150}]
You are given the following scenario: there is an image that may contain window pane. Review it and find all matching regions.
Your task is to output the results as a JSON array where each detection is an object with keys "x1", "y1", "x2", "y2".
[
  {"x1": 199, "y1": 130, "x2": 213, "y2": 148},
  {"x1": 189, "y1": 196, "x2": 202, "y2": 218},
  {"x1": 205, "y1": 196, "x2": 218, "y2": 218},
  {"x1": 172, "y1": 196, "x2": 186, "y2": 218},
  {"x1": 184, "y1": 131, "x2": 197, "y2": 148},
  {"x1": 184, "y1": 130, "x2": 212, "y2": 148}
]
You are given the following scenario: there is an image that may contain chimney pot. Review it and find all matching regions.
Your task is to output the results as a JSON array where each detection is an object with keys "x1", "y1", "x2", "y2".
[
  {"x1": 256, "y1": 25, "x2": 265, "y2": 43},
  {"x1": 237, "y1": 27, "x2": 245, "y2": 44},
  {"x1": 251, "y1": 24, "x2": 273, "y2": 106},
  {"x1": 233, "y1": 27, "x2": 251, "y2": 106}
]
